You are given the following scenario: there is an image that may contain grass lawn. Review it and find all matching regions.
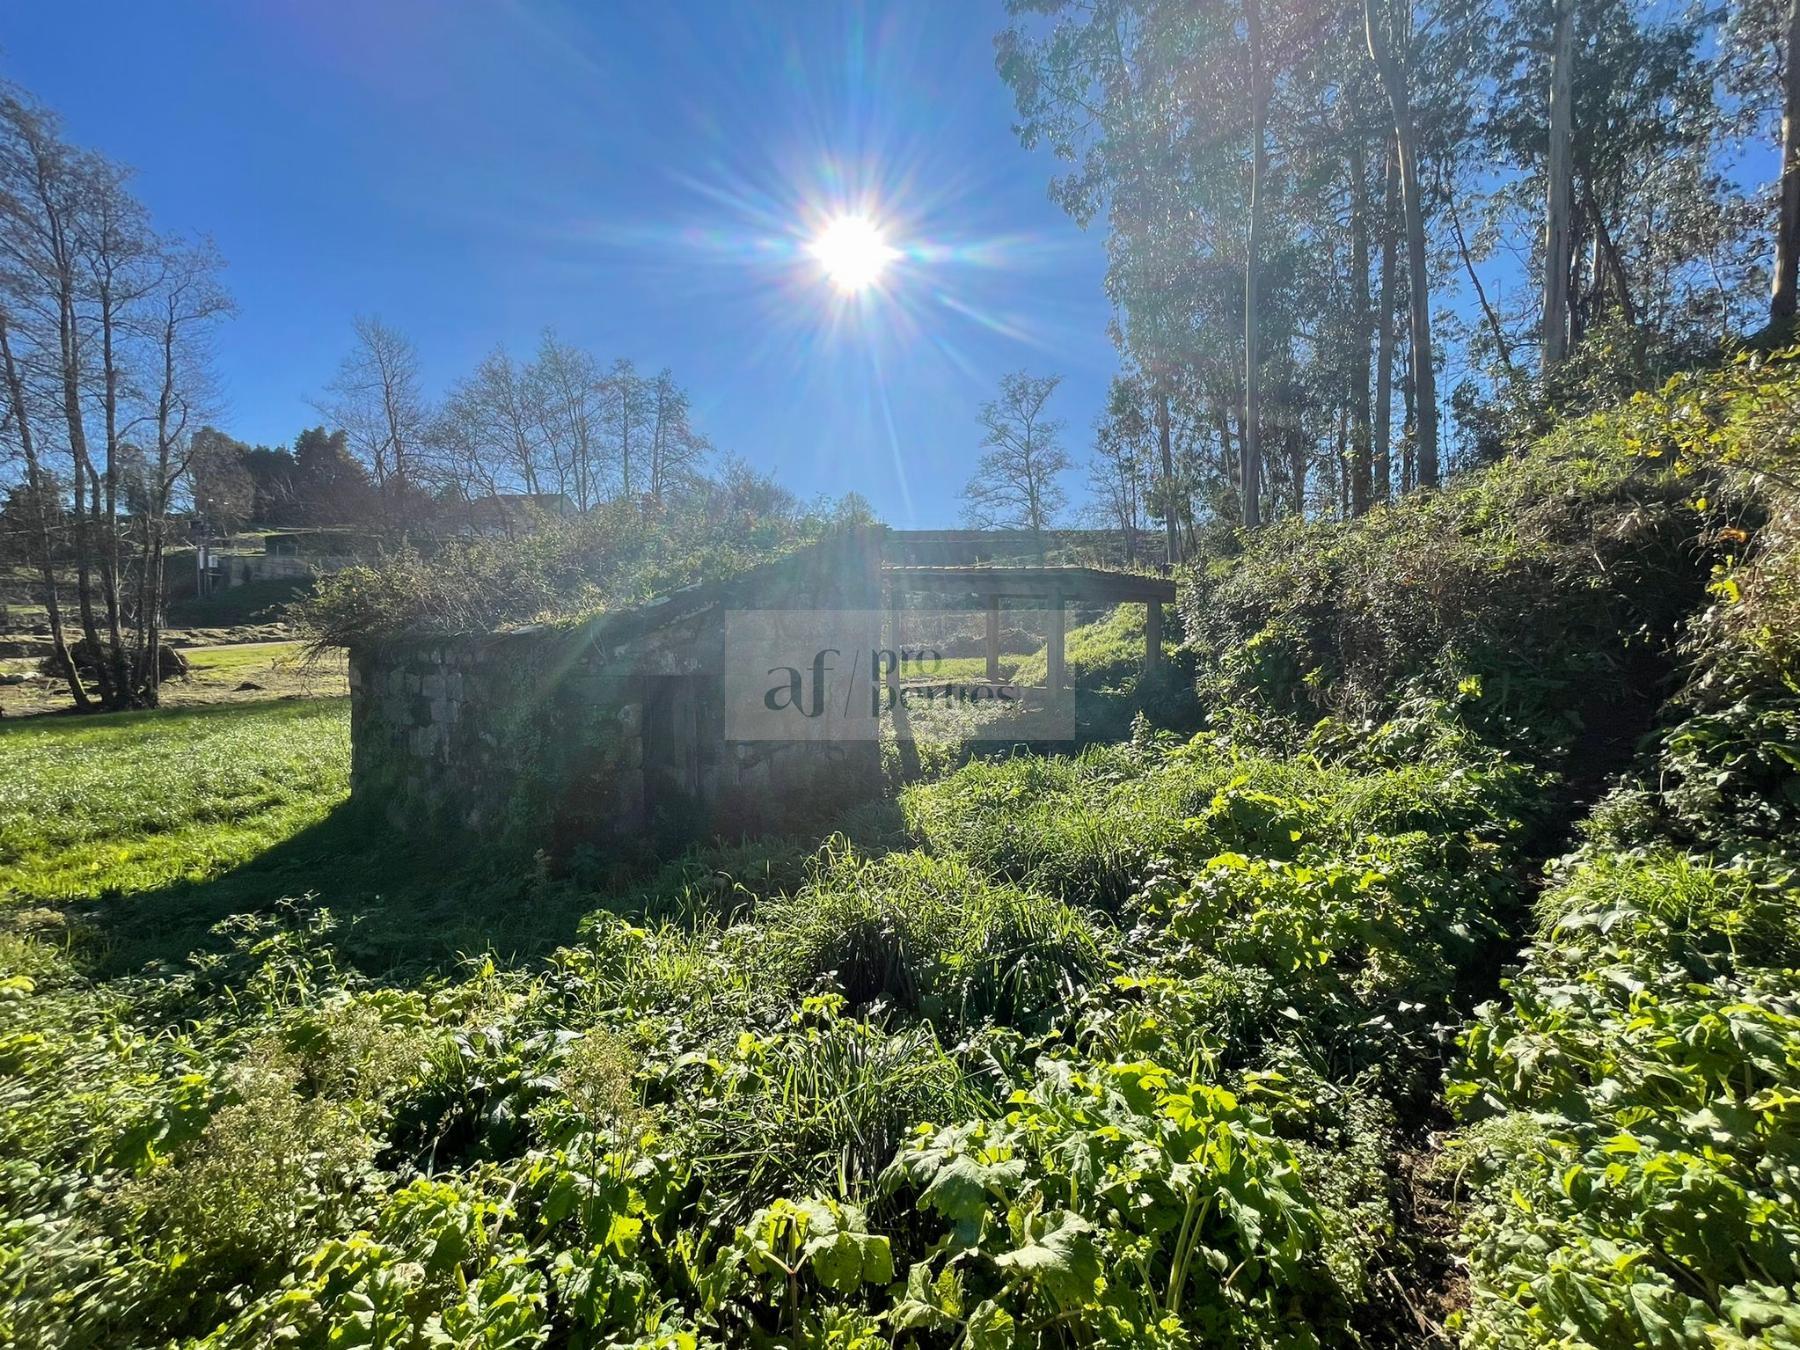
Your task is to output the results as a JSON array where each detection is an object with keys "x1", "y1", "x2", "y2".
[
  {"x1": 0, "y1": 697, "x2": 350, "y2": 902},
  {"x1": 900, "y1": 653, "x2": 1020, "y2": 683},
  {"x1": 0, "y1": 640, "x2": 346, "y2": 717},
  {"x1": 0, "y1": 695, "x2": 628, "y2": 976}
]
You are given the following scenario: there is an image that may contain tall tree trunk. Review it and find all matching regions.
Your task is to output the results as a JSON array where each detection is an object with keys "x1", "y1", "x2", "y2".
[
  {"x1": 1401, "y1": 332, "x2": 1417, "y2": 493},
  {"x1": 1373, "y1": 144, "x2": 1398, "y2": 506},
  {"x1": 98, "y1": 276, "x2": 134, "y2": 705},
  {"x1": 1337, "y1": 404, "x2": 1351, "y2": 519},
  {"x1": 1157, "y1": 387, "x2": 1178, "y2": 564},
  {"x1": 0, "y1": 314, "x2": 88, "y2": 709},
  {"x1": 1350, "y1": 118, "x2": 1374, "y2": 516},
  {"x1": 1289, "y1": 427, "x2": 1306, "y2": 519},
  {"x1": 1365, "y1": 0, "x2": 1438, "y2": 488},
  {"x1": 1542, "y1": 0, "x2": 1576, "y2": 370},
  {"x1": 1212, "y1": 402, "x2": 1237, "y2": 517},
  {"x1": 1775, "y1": 0, "x2": 1800, "y2": 325},
  {"x1": 58, "y1": 295, "x2": 113, "y2": 707},
  {"x1": 1242, "y1": 0, "x2": 1268, "y2": 528},
  {"x1": 1588, "y1": 196, "x2": 1638, "y2": 329},
  {"x1": 1568, "y1": 213, "x2": 1589, "y2": 349}
]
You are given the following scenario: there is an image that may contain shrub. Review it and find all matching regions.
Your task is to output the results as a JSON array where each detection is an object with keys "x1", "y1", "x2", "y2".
[
  {"x1": 1447, "y1": 850, "x2": 1800, "y2": 1349},
  {"x1": 1180, "y1": 426, "x2": 1737, "y2": 771},
  {"x1": 296, "y1": 497, "x2": 855, "y2": 648},
  {"x1": 882, "y1": 1056, "x2": 1347, "y2": 1347},
  {"x1": 902, "y1": 726, "x2": 1534, "y2": 911},
  {"x1": 760, "y1": 845, "x2": 1107, "y2": 1032}
]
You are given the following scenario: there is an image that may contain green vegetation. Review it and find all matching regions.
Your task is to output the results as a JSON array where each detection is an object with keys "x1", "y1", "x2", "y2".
[
  {"x1": 297, "y1": 494, "x2": 869, "y2": 649},
  {"x1": 1, "y1": 640, "x2": 346, "y2": 718},
  {"x1": 3, "y1": 354, "x2": 1799, "y2": 1347},
  {"x1": 0, "y1": 699, "x2": 349, "y2": 902},
  {"x1": 1011, "y1": 603, "x2": 1154, "y2": 692},
  {"x1": 167, "y1": 576, "x2": 314, "y2": 627}
]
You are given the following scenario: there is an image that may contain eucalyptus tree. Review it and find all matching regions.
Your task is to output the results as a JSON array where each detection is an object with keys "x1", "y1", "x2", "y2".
[
  {"x1": 1487, "y1": 0, "x2": 1756, "y2": 382},
  {"x1": 1087, "y1": 374, "x2": 1155, "y2": 560},
  {"x1": 1724, "y1": 0, "x2": 1800, "y2": 327},
  {"x1": 998, "y1": 0, "x2": 1272, "y2": 528},
  {"x1": 1541, "y1": 0, "x2": 1576, "y2": 370},
  {"x1": 1363, "y1": 0, "x2": 1440, "y2": 486}
]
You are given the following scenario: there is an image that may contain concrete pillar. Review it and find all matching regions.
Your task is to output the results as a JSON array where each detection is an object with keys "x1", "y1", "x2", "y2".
[
  {"x1": 1145, "y1": 601, "x2": 1162, "y2": 670},
  {"x1": 985, "y1": 594, "x2": 1001, "y2": 683},
  {"x1": 887, "y1": 584, "x2": 903, "y2": 705}
]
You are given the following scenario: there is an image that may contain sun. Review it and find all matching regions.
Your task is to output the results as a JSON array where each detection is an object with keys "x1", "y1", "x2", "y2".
[{"x1": 808, "y1": 214, "x2": 898, "y2": 293}]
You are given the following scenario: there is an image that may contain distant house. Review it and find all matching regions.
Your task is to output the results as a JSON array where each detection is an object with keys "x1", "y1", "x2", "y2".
[{"x1": 459, "y1": 493, "x2": 577, "y2": 536}]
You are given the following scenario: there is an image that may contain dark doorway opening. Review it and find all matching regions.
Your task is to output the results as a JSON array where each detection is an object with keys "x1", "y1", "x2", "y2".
[{"x1": 643, "y1": 674, "x2": 714, "y2": 845}]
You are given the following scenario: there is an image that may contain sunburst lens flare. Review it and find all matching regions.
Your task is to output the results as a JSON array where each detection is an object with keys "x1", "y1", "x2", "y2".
[{"x1": 808, "y1": 214, "x2": 898, "y2": 293}]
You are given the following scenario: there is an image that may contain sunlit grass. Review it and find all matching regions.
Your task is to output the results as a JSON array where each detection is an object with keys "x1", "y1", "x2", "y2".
[{"x1": 0, "y1": 697, "x2": 350, "y2": 902}]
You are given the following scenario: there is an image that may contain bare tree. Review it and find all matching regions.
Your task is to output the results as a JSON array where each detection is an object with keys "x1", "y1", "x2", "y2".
[
  {"x1": 437, "y1": 344, "x2": 551, "y2": 508},
  {"x1": 602, "y1": 356, "x2": 650, "y2": 500},
  {"x1": 0, "y1": 83, "x2": 229, "y2": 709},
  {"x1": 532, "y1": 330, "x2": 605, "y2": 509},
  {"x1": 646, "y1": 368, "x2": 709, "y2": 503},
  {"x1": 961, "y1": 370, "x2": 1070, "y2": 542},
  {"x1": 316, "y1": 315, "x2": 429, "y2": 512},
  {"x1": 135, "y1": 241, "x2": 231, "y2": 698}
]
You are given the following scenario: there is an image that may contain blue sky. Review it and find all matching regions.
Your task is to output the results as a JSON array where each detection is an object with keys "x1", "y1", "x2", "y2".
[{"x1": 3, "y1": 1, "x2": 1118, "y2": 526}]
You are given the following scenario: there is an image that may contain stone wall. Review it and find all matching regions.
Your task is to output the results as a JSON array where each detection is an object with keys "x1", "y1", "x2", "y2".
[{"x1": 347, "y1": 529, "x2": 884, "y2": 854}]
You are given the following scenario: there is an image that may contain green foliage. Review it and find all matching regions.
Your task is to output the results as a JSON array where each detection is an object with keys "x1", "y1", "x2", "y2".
[
  {"x1": 901, "y1": 724, "x2": 1534, "y2": 910},
  {"x1": 296, "y1": 498, "x2": 852, "y2": 649},
  {"x1": 1180, "y1": 419, "x2": 1737, "y2": 770},
  {"x1": 1447, "y1": 848, "x2": 1800, "y2": 1349},
  {"x1": 11, "y1": 361, "x2": 1800, "y2": 1349},
  {"x1": 883, "y1": 1058, "x2": 1334, "y2": 1347},
  {"x1": 761, "y1": 845, "x2": 1106, "y2": 1031},
  {"x1": 1012, "y1": 603, "x2": 1175, "y2": 694}
]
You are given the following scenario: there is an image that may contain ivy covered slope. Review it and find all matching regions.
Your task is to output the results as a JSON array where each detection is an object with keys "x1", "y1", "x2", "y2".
[
  {"x1": 1, "y1": 353, "x2": 1798, "y2": 1350},
  {"x1": 1439, "y1": 354, "x2": 1800, "y2": 1349}
]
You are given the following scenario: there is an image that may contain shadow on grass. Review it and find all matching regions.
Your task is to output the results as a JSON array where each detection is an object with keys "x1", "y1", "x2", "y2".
[
  {"x1": 75, "y1": 801, "x2": 603, "y2": 982},
  {"x1": 73, "y1": 792, "x2": 922, "y2": 986}
]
